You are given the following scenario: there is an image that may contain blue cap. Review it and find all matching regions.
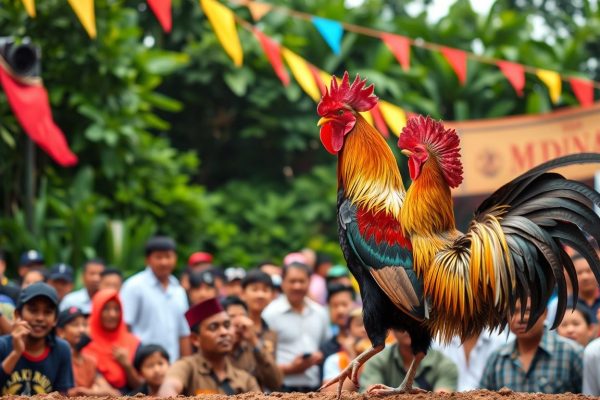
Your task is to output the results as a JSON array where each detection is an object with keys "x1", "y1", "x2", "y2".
[
  {"x1": 19, "y1": 250, "x2": 44, "y2": 266},
  {"x1": 17, "y1": 282, "x2": 58, "y2": 310},
  {"x1": 49, "y1": 263, "x2": 74, "y2": 283}
]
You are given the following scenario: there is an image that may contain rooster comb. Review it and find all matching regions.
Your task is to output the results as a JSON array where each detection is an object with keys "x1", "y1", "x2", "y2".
[
  {"x1": 317, "y1": 72, "x2": 378, "y2": 116},
  {"x1": 399, "y1": 115, "x2": 463, "y2": 188}
]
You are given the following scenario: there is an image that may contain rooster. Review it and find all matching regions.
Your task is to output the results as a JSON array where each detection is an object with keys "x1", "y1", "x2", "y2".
[{"x1": 317, "y1": 72, "x2": 600, "y2": 396}]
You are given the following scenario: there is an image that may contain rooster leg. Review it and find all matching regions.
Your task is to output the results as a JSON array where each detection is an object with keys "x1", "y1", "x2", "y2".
[
  {"x1": 367, "y1": 352, "x2": 427, "y2": 396},
  {"x1": 319, "y1": 344, "x2": 385, "y2": 398}
]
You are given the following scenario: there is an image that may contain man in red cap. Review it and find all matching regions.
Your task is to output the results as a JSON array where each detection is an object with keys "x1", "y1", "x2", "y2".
[{"x1": 158, "y1": 298, "x2": 260, "y2": 396}]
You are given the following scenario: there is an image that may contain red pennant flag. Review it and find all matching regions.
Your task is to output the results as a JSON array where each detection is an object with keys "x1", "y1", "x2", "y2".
[
  {"x1": 0, "y1": 65, "x2": 77, "y2": 166},
  {"x1": 381, "y1": 33, "x2": 410, "y2": 71},
  {"x1": 254, "y1": 29, "x2": 289, "y2": 86},
  {"x1": 370, "y1": 103, "x2": 389, "y2": 138},
  {"x1": 147, "y1": 0, "x2": 172, "y2": 33},
  {"x1": 570, "y1": 77, "x2": 594, "y2": 107},
  {"x1": 440, "y1": 47, "x2": 467, "y2": 85},
  {"x1": 497, "y1": 61, "x2": 525, "y2": 96},
  {"x1": 308, "y1": 64, "x2": 327, "y2": 95}
]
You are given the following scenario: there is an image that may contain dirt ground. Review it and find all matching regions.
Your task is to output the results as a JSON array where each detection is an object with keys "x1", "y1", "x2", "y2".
[{"x1": 11, "y1": 390, "x2": 599, "y2": 400}]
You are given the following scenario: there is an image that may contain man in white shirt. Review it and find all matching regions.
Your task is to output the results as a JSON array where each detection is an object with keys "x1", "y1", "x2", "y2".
[
  {"x1": 120, "y1": 236, "x2": 191, "y2": 362},
  {"x1": 60, "y1": 259, "x2": 105, "y2": 314},
  {"x1": 583, "y1": 337, "x2": 600, "y2": 395},
  {"x1": 262, "y1": 262, "x2": 330, "y2": 392}
]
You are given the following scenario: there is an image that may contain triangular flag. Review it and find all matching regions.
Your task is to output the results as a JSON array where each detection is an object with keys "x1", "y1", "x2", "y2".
[
  {"x1": 312, "y1": 17, "x2": 344, "y2": 55},
  {"x1": 254, "y1": 29, "x2": 289, "y2": 86},
  {"x1": 67, "y1": 0, "x2": 96, "y2": 39},
  {"x1": 497, "y1": 61, "x2": 525, "y2": 96},
  {"x1": 440, "y1": 47, "x2": 467, "y2": 85},
  {"x1": 379, "y1": 100, "x2": 407, "y2": 137},
  {"x1": 200, "y1": 0, "x2": 243, "y2": 67},
  {"x1": 570, "y1": 77, "x2": 594, "y2": 107},
  {"x1": 281, "y1": 48, "x2": 320, "y2": 101},
  {"x1": 536, "y1": 69, "x2": 561, "y2": 104},
  {"x1": 21, "y1": 0, "x2": 35, "y2": 17},
  {"x1": 370, "y1": 103, "x2": 389, "y2": 138},
  {"x1": 381, "y1": 33, "x2": 410, "y2": 71},
  {"x1": 0, "y1": 65, "x2": 77, "y2": 166},
  {"x1": 147, "y1": 0, "x2": 172, "y2": 33},
  {"x1": 247, "y1": 1, "x2": 271, "y2": 21},
  {"x1": 309, "y1": 65, "x2": 327, "y2": 95}
]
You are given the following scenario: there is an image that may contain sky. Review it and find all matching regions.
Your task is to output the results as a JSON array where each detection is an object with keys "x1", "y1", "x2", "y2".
[{"x1": 407, "y1": 0, "x2": 495, "y2": 21}]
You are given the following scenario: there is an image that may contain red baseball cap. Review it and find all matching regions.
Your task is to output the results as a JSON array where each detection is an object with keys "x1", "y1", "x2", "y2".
[{"x1": 188, "y1": 252, "x2": 213, "y2": 266}]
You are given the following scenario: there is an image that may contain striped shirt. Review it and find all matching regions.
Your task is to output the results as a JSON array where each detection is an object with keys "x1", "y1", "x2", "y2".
[{"x1": 479, "y1": 329, "x2": 583, "y2": 393}]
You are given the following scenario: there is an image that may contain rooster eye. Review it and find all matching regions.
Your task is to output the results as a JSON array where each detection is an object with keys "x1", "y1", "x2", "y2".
[{"x1": 337, "y1": 109, "x2": 344, "y2": 115}]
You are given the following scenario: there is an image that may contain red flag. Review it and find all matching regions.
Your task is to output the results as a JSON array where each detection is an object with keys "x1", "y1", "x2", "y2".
[
  {"x1": 254, "y1": 29, "x2": 290, "y2": 86},
  {"x1": 440, "y1": 47, "x2": 467, "y2": 85},
  {"x1": 308, "y1": 64, "x2": 327, "y2": 95},
  {"x1": 370, "y1": 103, "x2": 389, "y2": 138},
  {"x1": 147, "y1": 0, "x2": 172, "y2": 33},
  {"x1": 381, "y1": 33, "x2": 410, "y2": 71},
  {"x1": 570, "y1": 77, "x2": 594, "y2": 107},
  {"x1": 497, "y1": 61, "x2": 525, "y2": 96},
  {"x1": 0, "y1": 65, "x2": 77, "y2": 166}
]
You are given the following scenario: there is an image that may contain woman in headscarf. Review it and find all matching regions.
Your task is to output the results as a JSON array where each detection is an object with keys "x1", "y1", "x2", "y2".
[{"x1": 83, "y1": 289, "x2": 142, "y2": 392}]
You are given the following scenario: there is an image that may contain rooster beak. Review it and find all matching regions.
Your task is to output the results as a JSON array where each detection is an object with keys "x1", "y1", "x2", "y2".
[
  {"x1": 401, "y1": 149, "x2": 413, "y2": 157},
  {"x1": 317, "y1": 117, "x2": 331, "y2": 127}
]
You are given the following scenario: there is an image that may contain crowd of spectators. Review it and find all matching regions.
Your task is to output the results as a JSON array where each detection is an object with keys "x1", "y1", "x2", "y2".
[{"x1": 0, "y1": 237, "x2": 599, "y2": 396}]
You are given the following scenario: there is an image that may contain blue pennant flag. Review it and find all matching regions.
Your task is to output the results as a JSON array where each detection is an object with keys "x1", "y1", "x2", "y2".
[{"x1": 312, "y1": 16, "x2": 343, "y2": 55}]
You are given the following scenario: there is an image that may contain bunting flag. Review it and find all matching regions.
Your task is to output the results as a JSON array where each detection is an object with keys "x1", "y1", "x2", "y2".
[
  {"x1": 281, "y1": 48, "x2": 320, "y2": 101},
  {"x1": 67, "y1": 0, "x2": 97, "y2": 39},
  {"x1": 381, "y1": 33, "x2": 410, "y2": 71},
  {"x1": 147, "y1": 0, "x2": 172, "y2": 33},
  {"x1": 440, "y1": 47, "x2": 467, "y2": 84},
  {"x1": 254, "y1": 29, "x2": 289, "y2": 86},
  {"x1": 246, "y1": 1, "x2": 271, "y2": 21},
  {"x1": 200, "y1": 0, "x2": 243, "y2": 66},
  {"x1": 21, "y1": 0, "x2": 35, "y2": 17},
  {"x1": 0, "y1": 64, "x2": 77, "y2": 166},
  {"x1": 311, "y1": 17, "x2": 343, "y2": 55},
  {"x1": 379, "y1": 100, "x2": 407, "y2": 137},
  {"x1": 570, "y1": 77, "x2": 594, "y2": 107},
  {"x1": 370, "y1": 103, "x2": 389, "y2": 137},
  {"x1": 309, "y1": 65, "x2": 327, "y2": 95},
  {"x1": 536, "y1": 69, "x2": 561, "y2": 104},
  {"x1": 497, "y1": 61, "x2": 525, "y2": 96}
]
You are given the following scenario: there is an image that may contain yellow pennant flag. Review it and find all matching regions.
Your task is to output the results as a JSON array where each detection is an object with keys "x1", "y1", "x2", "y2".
[
  {"x1": 247, "y1": 1, "x2": 272, "y2": 21},
  {"x1": 536, "y1": 69, "x2": 562, "y2": 104},
  {"x1": 67, "y1": 0, "x2": 96, "y2": 38},
  {"x1": 281, "y1": 48, "x2": 320, "y2": 101},
  {"x1": 21, "y1": 0, "x2": 35, "y2": 17},
  {"x1": 359, "y1": 111, "x2": 374, "y2": 126},
  {"x1": 200, "y1": 0, "x2": 243, "y2": 67},
  {"x1": 379, "y1": 100, "x2": 407, "y2": 137}
]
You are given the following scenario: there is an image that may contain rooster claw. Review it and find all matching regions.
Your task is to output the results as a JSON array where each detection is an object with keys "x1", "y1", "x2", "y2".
[{"x1": 367, "y1": 383, "x2": 426, "y2": 396}]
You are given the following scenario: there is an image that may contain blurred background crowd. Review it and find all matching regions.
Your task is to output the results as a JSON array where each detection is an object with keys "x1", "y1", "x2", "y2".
[{"x1": 0, "y1": 235, "x2": 599, "y2": 396}]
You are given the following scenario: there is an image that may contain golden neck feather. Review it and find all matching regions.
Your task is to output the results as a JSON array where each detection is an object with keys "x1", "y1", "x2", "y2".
[
  {"x1": 338, "y1": 115, "x2": 405, "y2": 217},
  {"x1": 402, "y1": 159, "x2": 456, "y2": 235}
]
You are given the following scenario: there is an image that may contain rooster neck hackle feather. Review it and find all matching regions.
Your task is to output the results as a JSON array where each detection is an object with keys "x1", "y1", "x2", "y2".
[{"x1": 339, "y1": 114, "x2": 405, "y2": 218}]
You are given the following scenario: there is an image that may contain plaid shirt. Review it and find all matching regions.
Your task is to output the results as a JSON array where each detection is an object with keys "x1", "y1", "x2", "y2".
[{"x1": 479, "y1": 329, "x2": 583, "y2": 393}]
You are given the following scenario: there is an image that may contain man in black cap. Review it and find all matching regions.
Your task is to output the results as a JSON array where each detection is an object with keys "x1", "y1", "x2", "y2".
[
  {"x1": 158, "y1": 298, "x2": 260, "y2": 396},
  {"x1": 48, "y1": 263, "x2": 74, "y2": 303},
  {"x1": 121, "y1": 236, "x2": 191, "y2": 362},
  {"x1": 188, "y1": 269, "x2": 219, "y2": 306},
  {"x1": 17, "y1": 250, "x2": 45, "y2": 284},
  {"x1": 0, "y1": 282, "x2": 73, "y2": 395}
]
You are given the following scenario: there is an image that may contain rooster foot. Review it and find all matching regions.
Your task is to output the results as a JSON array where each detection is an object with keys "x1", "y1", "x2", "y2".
[
  {"x1": 367, "y1": 383, "x2": 427, "y2": 396},
  {"x1": 319, "y1": 358, "x2": 361, "y2": 397}
]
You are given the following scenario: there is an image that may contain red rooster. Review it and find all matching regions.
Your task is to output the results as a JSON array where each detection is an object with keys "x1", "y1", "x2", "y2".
[{"x1": 317, "y1": 72, "x2": 600, "y2": 396}]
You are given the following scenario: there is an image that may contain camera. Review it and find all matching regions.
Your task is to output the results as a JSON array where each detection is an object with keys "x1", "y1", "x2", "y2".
[{"x1": 0, "y1": 37, "x2": 41, "y2": 78}]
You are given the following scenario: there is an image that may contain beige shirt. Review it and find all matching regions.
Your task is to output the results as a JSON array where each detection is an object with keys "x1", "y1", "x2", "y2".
[
  {"x1": 166, "y1": 352, "x2": 260, "y2": 395},
  {"x1": 229, "y1": 337, "x2": 283, "y2": 391}
]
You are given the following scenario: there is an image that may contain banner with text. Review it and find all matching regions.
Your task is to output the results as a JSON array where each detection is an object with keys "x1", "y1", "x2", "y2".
[{"x1": 449, "y1": 103, "x2": 600, "y2": 196}]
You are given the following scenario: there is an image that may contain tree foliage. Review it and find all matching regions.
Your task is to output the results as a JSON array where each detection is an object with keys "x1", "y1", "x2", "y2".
[{"x1": 0, "y1": 0, "x2": 598, "y2": 275}]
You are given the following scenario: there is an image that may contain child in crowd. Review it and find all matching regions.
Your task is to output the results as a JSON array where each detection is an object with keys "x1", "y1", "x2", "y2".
[
  {"x1": 557, "y1": 300, "x2": 595, "y2": 347},
  {"x1": 56, "y1": 307, "x2": 120, "y2": 396},
  {"x1": 130, "y1": 344, "x2": 170, "y2": 395},
  {"x1": 0, "y1": 283, "x2": 73, "y2": 394}
]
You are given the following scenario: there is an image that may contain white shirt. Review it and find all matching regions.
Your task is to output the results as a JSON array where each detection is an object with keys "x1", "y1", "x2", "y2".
[
  {"x1": 59, "y1": 288, "x2": 92, "y2": 314},
  {"x1": 262, "y1": 295, "x2": 331, "y2": 388},
  {"x1": 584, "y1": 337, "x2": 600, "y2": 395},
  {"x1": 120, "y1": 267, "x2": 190, "y2": 362},
  {"x1": 433, "y1": 329, "x2": 512, "y2": 391}
]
